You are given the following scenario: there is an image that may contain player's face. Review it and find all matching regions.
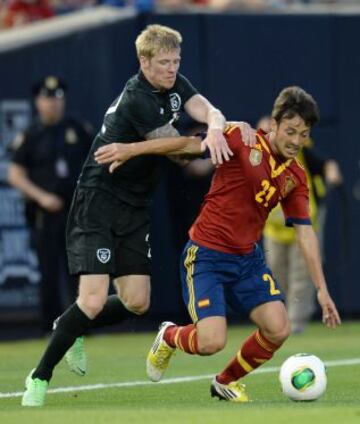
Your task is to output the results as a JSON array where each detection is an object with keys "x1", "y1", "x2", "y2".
[
  {"x1": 270, "y1": 115, "x2": 311, "y2": 160},
  {"x1": 140, "y1": 49, "x2": 181, "y2": 90}
]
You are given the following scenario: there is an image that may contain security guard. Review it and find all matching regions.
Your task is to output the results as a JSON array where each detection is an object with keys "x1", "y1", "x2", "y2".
[{"x1": 8, "y1": 75, "x2": 93, "y2": 332}]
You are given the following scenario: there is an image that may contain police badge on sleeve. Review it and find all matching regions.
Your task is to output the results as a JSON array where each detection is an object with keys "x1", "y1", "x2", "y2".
[{"x1": 96, "y1": 248, "x2": 111, "y2": 264}]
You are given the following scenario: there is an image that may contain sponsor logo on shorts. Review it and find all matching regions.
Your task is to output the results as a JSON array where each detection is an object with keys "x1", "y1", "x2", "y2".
[{"x1": 96, "y1": 248, "x2": 111, "y2": 264}]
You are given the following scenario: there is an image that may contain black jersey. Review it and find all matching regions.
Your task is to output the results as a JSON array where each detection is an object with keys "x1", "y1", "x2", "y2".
[{"x1": 78, "y1": 72, "x2": 198, "y2": 206}]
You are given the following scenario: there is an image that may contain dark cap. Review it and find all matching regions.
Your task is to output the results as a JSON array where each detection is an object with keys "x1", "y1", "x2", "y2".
[{"x1": 32, "y1": 76, "x2": 67, "y2": 98}]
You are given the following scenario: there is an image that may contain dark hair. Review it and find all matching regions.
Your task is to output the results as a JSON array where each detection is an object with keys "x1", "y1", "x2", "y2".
[{"x1": 271, "y1": 86, "x2": 320, "y2": 127}]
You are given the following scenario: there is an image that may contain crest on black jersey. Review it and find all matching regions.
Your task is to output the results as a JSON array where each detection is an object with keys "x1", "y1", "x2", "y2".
[{"x1": 170, "y1": 93, "x2": 181, "y2": 111}]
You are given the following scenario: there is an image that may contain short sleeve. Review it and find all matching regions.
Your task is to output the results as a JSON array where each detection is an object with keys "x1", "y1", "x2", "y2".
[
  {"x1": 281, "y1": 173, "x2": 311, "y2": 227},
  {"x1": 8, "y1": 131, "x2": 30, "y2": 168}
]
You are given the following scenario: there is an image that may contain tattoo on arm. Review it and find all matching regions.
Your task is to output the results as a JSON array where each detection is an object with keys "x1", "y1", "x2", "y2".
[
  {"x1": 145, "y1": 124, "x2": 180, "y2": 140},
  {"x1": 145, "y1": 124, "x2": 190, "y2": 165}
]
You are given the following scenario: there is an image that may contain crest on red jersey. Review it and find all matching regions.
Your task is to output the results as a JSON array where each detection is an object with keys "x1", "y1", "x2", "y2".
[
  {"x1": 249, "y1": 148, "x2": 262, "y2": 166},
  {"x1": 282, "y1": 175, "x2": 297, "y2": 197}
]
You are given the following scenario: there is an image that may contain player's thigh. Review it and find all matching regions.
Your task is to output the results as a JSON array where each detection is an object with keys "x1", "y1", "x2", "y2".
[
  {"x1": 66, "y1": 188, "x2": 118, "y2": 276},
  {"x1": 250, "y1": 300, "x2": 290, "y2": 344},
  {"x1": 196, "y1": 316, "x2": 227, "y2": 354},
  {"x1": 78, "y1": 274, "x2": 110, "y2": 317},
  {"x1": 113, "y1": 210, "x2": 151, "y2": 313},
  {"x1": 263, "y1": 237, "x2": 289, "y2": 292},
  {"x1": 227, "y1": 245, "x2": 284, "y2": 316},
  {"x1": 113, "y1": 206, "x2": 151, "y2": 278},
  {"x1": 180, "y1": 240, "x2": 227, "y2": 324},
  {"x1": 113, "y1": 275, "x2": 150, "y2": 314}
]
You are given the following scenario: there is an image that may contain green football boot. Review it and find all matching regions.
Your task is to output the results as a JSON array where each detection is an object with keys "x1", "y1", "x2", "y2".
[
  {"x1": 65, "y1": 336, "x2": 87, "y2": 376},
  {"x1": 21, "y1": 369, "x2": 48, "y2": 407}
]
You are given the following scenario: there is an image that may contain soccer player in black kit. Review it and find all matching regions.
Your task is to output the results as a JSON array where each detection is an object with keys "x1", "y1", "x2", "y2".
[{"x1": 22, "y1": 24, "x2": 256, "y2": 406}]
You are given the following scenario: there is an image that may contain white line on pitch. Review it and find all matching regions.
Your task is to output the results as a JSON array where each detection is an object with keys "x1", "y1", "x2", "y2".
[{"x1": 1, "y1": 357, "x2": 359, "y2": 400}]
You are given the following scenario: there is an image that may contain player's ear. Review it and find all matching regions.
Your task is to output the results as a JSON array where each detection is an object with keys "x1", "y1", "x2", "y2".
[
  {"x1": 139, "y1": 55, "x2": 150, "y2": 70},
  {"x1": 270, "y1": 118, "x2": 278, "y2": 134}
]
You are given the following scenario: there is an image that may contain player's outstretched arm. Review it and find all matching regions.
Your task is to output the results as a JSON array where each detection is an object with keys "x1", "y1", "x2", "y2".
[
  {"x1": 226, "y1": 121, "x2": 257, "y2": 147},
  {"x1": 294, "y1": 223, "x2": 341, "y2": 329},
  {"x1": 94, "y1": 136, "x2": 203, "y2": 173},
  {"x1": 184, "y1": 94, "x2": 232, "y2": 165}
]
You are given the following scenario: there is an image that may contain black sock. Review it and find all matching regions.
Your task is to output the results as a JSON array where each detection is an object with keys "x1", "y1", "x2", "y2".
[
  {"x1": 90, "y1": 295, "x2": 133, "y2": 329},
  {"x1": 33, "y1": 303, "x2": 92, "y2": 381}
]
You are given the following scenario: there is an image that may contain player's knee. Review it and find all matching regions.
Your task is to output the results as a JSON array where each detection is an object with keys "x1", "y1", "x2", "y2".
[
  {"x1": 263, "y1": 321, "x2": 291, "y2": 345},
  {"x1": 198, "y1": 335, "x2": 226, "y2": 355},
  {"x1": 123, "y1": 296, "x2": 150, "y2": 315},
  {"x1": 78, "y1": 295, "x2": 107, "y2": 319}
]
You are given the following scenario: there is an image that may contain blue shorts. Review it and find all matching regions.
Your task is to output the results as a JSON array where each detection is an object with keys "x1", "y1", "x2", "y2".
[{"x1": 180, "y1": 240, "x2": 284, "y2": 323}]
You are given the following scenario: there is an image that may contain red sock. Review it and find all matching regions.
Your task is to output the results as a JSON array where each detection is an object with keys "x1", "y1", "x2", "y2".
[
  {"x1": 164, "y1": 324, "x2": 200, "y2": 355},
  {"x1": 217, "y1": 330, "x2": 282, "y2": 384}
]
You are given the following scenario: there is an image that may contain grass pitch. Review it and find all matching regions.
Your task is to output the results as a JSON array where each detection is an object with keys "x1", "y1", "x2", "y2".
[{"x1": 0, "y1": 322, "x2": 359, "y2": 424}]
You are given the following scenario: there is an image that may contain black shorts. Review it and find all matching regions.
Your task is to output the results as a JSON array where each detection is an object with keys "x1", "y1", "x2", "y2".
[{"x1": 66, "y1": 187, "x2": 151, "y2": 277}]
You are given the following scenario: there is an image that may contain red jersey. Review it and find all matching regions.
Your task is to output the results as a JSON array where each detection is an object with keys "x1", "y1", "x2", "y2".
[{"x1": 189, "y1": 126, "x2": 310, "y2": 254}]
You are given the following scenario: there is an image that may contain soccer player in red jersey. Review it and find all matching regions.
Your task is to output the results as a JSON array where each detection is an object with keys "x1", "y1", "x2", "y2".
[{"x1": 95, "y1": 86, "x2": 341, "y2": 402}]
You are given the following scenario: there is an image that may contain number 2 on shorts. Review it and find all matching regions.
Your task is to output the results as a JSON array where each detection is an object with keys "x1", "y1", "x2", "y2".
[{"x1": 263, "y1": 273, "x2": 281, "y2": 295}]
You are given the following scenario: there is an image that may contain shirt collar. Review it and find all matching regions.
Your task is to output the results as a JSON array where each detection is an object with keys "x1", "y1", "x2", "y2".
[{"x1": 138, "y1": 70, "x2": 172, "y2": 94}]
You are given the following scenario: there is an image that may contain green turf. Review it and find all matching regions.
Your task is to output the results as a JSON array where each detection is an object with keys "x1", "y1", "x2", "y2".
[{"x1": 0, "y1": 322, "x2": 359, "y2": 424}]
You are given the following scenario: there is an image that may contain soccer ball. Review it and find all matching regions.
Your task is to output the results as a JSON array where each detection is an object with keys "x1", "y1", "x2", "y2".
[{"x1": 279, "y1": 353, "x2": 327, "y2": 401}]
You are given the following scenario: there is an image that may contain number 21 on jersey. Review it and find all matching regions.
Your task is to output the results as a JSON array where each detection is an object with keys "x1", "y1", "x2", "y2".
[{"x1": 255, "y1": 179, "x2": 276, "y2": 207}]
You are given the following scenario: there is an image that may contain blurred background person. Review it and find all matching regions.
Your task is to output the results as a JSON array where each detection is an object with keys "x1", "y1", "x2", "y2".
[
  {"x1": 0, "y1": 0, "x2": 54, "y2": 29},
  {"x1": 259, "y1": 115, "x2": 343, "y2": 333},
  {"x1": 7, "y1": 76, "x2": 93, "y2": 333},
  {"x1": 193, "y1": 0, "x2": 293, "y2": 11}
]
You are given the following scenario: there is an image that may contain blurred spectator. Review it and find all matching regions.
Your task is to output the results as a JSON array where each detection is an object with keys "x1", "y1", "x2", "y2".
[
  {"x1": 197, "y1": 0, "x2": 360, "y2": 10},
  {"x1": 100, "y1": 0, "x2": 154, "y2": 12},
  {"x1": 193, "y1": 0, "x2": 293, "y2": 11},
  {"x1": 155, "y1": 0, "x2": 191, "y2": 10},
  {"x1": 51, "y1": 0, "x2": 96, "y2": 15},
  {"x1": 1, "y1": 0, "x2": 54, "y2": 29},
  {"x1": 259, "y1": 115, "x2": 343, "y2": 333},
  {"x1": 7, "y1": 76, "x2": 93, "y2": 332}
]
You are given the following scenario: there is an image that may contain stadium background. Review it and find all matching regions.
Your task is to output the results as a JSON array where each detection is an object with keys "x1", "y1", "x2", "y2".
[{"x1": 0, "y1": 7, "x2": 359, "y2": 333}]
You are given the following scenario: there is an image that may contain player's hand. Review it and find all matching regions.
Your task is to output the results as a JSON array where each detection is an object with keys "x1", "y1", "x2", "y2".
[
  {"x1": 38, "y1": 192, "x2": 64, "y2": 212},
  {"x1": 94, "y1": 143, "x2": 133, "y2": 173},
  {"x1": 317, "y1": 288, "x2": 341, "y2": 329},
  {"x1": 228, "y1": 121, "x2": 257, "y2": 147},
  {"x1": 109, "y1": 160, "x2": 122, "y2": 174},
  {"x1": 202, "y1": 128, "x2": 233, "y2": 165}
]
